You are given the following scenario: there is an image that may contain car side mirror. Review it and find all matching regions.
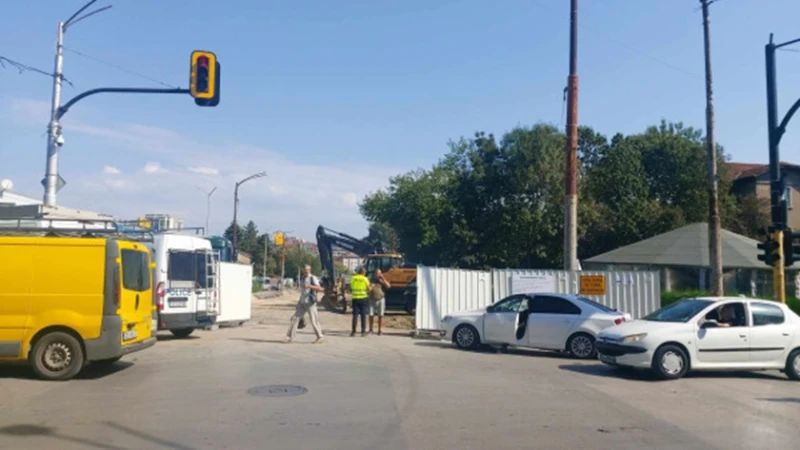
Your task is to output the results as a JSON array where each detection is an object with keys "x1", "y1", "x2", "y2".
[
  {"x1": 699, "y1": 319, "x2": 718, "y2": 329},
  {"x1": 486, "y1": 305, "x2": 495, "y2": 313}
]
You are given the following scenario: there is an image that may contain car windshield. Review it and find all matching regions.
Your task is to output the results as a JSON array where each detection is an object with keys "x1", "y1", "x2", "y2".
[
  {"x1": 643, "y1": 299, "x2": 714, "y2": 323},
  {"x1": 574, "y1": 296, "x2": 617, "y2": 313}
]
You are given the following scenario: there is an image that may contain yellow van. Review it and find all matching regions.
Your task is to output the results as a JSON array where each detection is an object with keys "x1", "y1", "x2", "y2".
[{"x1": 0, "y1": 235, "x2": 156, "y2": 380}]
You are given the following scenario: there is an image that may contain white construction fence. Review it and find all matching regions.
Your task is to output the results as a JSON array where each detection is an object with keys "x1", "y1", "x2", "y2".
[{"x1": 415, "y1": 265, "x2": 661, "y2": 331}]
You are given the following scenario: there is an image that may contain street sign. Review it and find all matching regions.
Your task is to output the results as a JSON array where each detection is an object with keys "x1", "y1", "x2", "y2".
[
  {"x1": 579, "y1": 275, "x2": 606, "y2": 295},
  {"x1": 41, "y1": 175, "x2": 66, "y2": 192}
]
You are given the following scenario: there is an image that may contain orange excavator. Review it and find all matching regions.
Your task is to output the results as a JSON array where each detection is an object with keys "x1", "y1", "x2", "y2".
[{"x1": 316, "y1": 226, "x2": 416, "y2": 314}]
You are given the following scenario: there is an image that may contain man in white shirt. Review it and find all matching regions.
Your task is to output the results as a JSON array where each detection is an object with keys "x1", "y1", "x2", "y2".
[{"x1": 285, "y1": 265, "x2": 325, "y2": 343}]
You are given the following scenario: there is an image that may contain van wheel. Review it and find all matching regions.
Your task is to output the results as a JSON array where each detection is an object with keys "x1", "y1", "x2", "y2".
[
  {"x1": 30, "y1": 332, "x2": 85, "y2": 381},
  {"x1": 170, "y1": 328, "x2": 195, "y2": 339}
]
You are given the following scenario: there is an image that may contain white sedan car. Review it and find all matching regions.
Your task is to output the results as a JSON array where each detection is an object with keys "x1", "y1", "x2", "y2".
[
  {"x1": 441, "y1": 293, "x2": 631, "y2": 359},
  {"x1": 596, "y1": 296, "x2": 800, "y2": 380}
]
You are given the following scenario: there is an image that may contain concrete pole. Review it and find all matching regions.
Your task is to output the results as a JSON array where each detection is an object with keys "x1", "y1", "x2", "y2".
[
  {"x1": 43, "y1": 22, "x2": 65, "y2": 207},
  {"x1": 700, "y1": 0, "x2": 724, "y2": 296},
  {"x1": 232, "y1": 183, "x2": 239, "y2": 257},
  {"x1": 563, "y1": 0, "x2": 579, "y2": 271}
]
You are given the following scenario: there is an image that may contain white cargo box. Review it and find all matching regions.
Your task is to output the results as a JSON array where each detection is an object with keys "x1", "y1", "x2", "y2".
[{"x1": 217, "y1": 262, "x2": 253, "y2": 325}]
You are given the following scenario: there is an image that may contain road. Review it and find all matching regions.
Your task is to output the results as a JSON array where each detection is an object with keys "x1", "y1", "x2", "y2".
[{"x1": 1, "y1": 292, "x2": 799, "y2": 450}]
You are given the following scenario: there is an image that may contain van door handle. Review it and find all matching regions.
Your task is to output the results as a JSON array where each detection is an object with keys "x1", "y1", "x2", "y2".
[
  {"x1": 739, "y1": 334, "x2": 747, "y2": 338},
  {"x1": 135, "y1": 295, "x2": 140, "y2": 310},
  {"x1": 783, "y1": 332, "x2": 791, "y2": 336}
]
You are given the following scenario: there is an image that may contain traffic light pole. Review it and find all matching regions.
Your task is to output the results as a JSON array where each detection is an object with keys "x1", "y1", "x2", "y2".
[
  {"x1": 773, "y1": 230, "x2": 786, "y2": 303},
  {"x1": 56, "y1": 87, "x2": 190, "y2": 120},
  {"x1": 764, "y1": 33, "x2": 800, "y2": 301}
]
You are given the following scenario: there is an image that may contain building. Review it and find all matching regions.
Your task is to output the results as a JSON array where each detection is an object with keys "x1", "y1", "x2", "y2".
[
  {"x1": 730, "y1": 161, "x2": 800, "y2": 228},
  {"x1": 0, "y1": 180, "x2": 113, "y2": 230},
  {"x1": 582, "y1": 222, "x2": 797, "y2": 298}
]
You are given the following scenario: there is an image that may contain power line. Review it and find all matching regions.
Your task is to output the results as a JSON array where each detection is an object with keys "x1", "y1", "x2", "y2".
[
  {"x1": 0, "y1": 55, "x2": 74, "y2": 87},
  {"x1": 62, "y1": 46, "x2": 179, "y2": 89},
  {"x1": 530, "y1": 0, "x2": 701, "y2": 80}
]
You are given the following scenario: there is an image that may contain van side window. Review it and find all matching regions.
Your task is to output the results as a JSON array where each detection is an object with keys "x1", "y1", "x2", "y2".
[{"x1": 121, "y1": 250, "x2": 151, "y2": 292}]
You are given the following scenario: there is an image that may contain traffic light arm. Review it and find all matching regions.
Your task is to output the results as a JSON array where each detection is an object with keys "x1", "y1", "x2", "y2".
[{"x1": 56, "y1": 87, "x2": 190, "y2": 120}]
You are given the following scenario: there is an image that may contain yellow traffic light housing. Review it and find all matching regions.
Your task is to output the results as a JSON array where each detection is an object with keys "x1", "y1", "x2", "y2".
[
  {"x1": 274, "y1": 232, "x2": 285, "y2": 246},
  {"x1": 190, "y1": 50, "x2": 220, "y2": 107}
]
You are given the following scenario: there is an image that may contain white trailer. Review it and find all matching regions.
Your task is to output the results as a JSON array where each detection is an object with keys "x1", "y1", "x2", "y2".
[{"x1": 216, "y1": 262, "x2": 253, "y2": 326}]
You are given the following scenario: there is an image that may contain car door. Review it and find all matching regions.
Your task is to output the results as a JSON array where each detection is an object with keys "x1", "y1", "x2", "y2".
[
  {"x1": 525, "y1": 295, "x2": 582, "y2": 350},
  {"x1": 0, "y1": 243, "x2": 32, "y2": 358},
  {"x1": 482, "y1": 295, "x2": 527, "y2": 344},
  {"x1": 748, "y1": 301, "x2": 794, "y2": 365},
  {"x1": 695, "y1": 301, "x2": 750, "y2": 365}
]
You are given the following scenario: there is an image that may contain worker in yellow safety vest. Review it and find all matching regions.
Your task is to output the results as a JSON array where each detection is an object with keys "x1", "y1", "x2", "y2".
[{"x1": 349, "y1": 266, "x2": 372, "y2": 337}]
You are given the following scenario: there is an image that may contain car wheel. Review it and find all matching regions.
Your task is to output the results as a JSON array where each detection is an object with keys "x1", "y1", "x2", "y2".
[
  {"x1": 652, "y1": 344, "x2": 689, "y2": 380},
  {"x1": 785, "y1": 349, "x2": 800, "y2": 381},
  {"x1": 567, "y1": 333, "x2": 597, "y2": 360},
  {"x1": 170, "y1": 328, "x2": 195, "y2": 339},
  {"x1": 453, "y1": 324, "x2": 480, "y2": 351},
  {"x1": 30, "y1": 331, "x2": 85, "y2": 381}
]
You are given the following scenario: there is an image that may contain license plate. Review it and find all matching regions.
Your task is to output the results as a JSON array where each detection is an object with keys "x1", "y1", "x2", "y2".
[
  {"x1": 123, "y1": 330, "x2": 138, "y2": 341},
  {"x1": 599, "y1": 354, "x2": 616, "y2": 364},
  {"x1": 168, "y1": 298, "x2": 188, "y2": 308}
]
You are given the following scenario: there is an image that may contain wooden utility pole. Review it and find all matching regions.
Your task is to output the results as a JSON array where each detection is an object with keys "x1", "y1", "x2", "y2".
[
  {"x1": 700, "y1": 0, "x2": 723, "y2": 296},
  {"x1": 563, "y1": 0, "x2": 579, "y2": 271}
]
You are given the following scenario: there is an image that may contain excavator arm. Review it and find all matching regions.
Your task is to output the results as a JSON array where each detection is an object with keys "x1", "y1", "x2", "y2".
[{"x1": 316, "y1": 226, "x2": 382, "y2": 312}]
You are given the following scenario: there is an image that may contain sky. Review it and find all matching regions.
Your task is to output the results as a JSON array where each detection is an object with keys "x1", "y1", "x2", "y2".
[{"x1": 2, "y1": 0, "x2": 800, "y2": 241}]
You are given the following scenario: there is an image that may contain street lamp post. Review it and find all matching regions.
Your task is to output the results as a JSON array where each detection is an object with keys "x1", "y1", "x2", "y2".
[
  {"x1": 197, "y1": 186, "x2": 217, "y2": 236},
  {"x1": 43, "y1": 0, "x2": 113, "y2": 206},
  {"x1": 232, "y1": 171, "x2": 266, "y2": 258}
]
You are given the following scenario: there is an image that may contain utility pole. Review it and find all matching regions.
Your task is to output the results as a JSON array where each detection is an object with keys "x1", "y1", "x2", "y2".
[
  {"x1": 43, "y1": 1, "x2": 112, "y2": 206},
  {"x1": 563, "y1": 0, "x2": 579, "y2": 271},
  {"x1": 700, "y1": 0, "x2": 723, "y2": 296},
  {"x1": 263, "y1": 232, "x2": 269, "y2": 278},
  {"x1": 280, "y1": 243, "x2": 286, "y2": 291}
]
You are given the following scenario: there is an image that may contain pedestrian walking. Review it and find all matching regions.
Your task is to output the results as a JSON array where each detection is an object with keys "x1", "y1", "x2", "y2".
[
  {"x1": 285, "y1": 265, "x2": 325, "y2": 343},
  {"x1": 350, "y1": 266, "x2": 371, "y2": 337},
  {"x1": 369, "y1": 269, "x2": 391, "y2": 335}
]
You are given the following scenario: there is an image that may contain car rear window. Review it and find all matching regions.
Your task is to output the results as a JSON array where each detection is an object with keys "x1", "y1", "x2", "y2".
[
  {"x1": 574, "y1": 296, "x2": 617, "y2": 313},
  {"x1": 121, "y1": 249, "x2": 151, "y2": 292}
]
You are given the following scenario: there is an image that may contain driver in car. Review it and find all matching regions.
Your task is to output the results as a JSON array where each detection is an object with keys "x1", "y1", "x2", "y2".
[{"x1": 708, "y1": 304, "x2": 736, "y2": 328}]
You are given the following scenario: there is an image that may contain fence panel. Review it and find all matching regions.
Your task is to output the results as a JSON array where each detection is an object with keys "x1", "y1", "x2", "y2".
[
  {"x1": 492, "y1": 269, "x2": 661, "y2": 319},
  {"x1": 415, "y1": 266, "x2": 493, "y2": 331}
]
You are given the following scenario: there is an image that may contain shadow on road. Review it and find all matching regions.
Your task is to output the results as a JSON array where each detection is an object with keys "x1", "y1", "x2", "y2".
[
  {"x1": 559, "y1": 363, "x2": 659, "y2": 382},
  {"x1": 105, "y1": 421, "x2": 195, "y2": 450},
  {"x1": 759, "y1": 397, "x2": 800, "y2": 403},
  {"x1": 0, "y1": 424, "x2": 126, "y2": 450},
  {"x1": 229, "y1": 337, "x2": 289, "y2": 344},
  {"x1": 0, "y1": 361, "x2": 132, "y2": 381},
  {"x1": 156, "y1": 334, "x2": 201, "y2": 342},
  {"x1": 414, "y1": 341, "x2": 575, "y2": 360}
]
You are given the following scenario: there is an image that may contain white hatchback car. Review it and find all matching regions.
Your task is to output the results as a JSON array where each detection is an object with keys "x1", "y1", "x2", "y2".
[
  {"x1": 441, "y1": 293, "x2": 631, "y2": 359},
  {"x1": 596, "y1": 296, "x2": 800, "y2": 380}
]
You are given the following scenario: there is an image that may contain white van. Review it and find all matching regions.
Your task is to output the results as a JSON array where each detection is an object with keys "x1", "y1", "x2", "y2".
[{"x1": 148, "y1": 233, "x2": 219, "y2": 338}]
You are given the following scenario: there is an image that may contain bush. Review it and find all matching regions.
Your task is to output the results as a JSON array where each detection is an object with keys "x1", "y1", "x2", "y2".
[
  {"x1": 660, "y1": 290, "x2": 800, "y2": 316},
  {"x1": 252, "y1": 280, "x2": 264, "y2": 293}
]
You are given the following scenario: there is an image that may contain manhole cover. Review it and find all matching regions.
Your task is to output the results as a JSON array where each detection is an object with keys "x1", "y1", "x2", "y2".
[{"x1": 248, "y1": 385, "x2": 308, "y2": 397}]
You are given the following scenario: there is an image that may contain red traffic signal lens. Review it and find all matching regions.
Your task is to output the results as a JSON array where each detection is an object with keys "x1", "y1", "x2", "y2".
[{"x1": 198, "y1": 56, "x2": 209, "y2": 69}]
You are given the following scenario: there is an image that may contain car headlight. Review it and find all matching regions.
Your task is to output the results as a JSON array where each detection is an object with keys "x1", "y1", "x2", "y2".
[{"x1": 622, "y1": 333, "x2": 647, "y2": 343}]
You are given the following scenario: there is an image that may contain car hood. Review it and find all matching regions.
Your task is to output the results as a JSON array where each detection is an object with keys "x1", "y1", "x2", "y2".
[{"x1": 599, "y1": 320, "x2": 685, "y2": 340}]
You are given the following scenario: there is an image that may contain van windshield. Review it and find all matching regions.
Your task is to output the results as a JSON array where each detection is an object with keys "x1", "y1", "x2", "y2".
[{"x1": 168, "y1": 250, "x2": 215, "y2": 288}]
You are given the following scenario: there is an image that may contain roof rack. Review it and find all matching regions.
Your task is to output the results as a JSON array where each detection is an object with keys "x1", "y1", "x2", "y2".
[{"x1": 0, "y1": 205, "x2": 155, "y2": 241}]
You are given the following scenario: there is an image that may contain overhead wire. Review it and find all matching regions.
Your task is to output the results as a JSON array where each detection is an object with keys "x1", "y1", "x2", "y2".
[
  {"x1": 62, "y1": 46, "x2": 179, "y2": 89},
  {"x1": 530, "y1": 0, "x2": 701, "y2": 80},
  {"x1": 0, "y1": 55, "x2": 74, "y2": 87}
]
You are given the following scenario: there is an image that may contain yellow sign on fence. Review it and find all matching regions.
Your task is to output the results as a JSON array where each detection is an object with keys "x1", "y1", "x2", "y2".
[{"x1": 579, "y1": 275, "x2": 606, "y2": 295}]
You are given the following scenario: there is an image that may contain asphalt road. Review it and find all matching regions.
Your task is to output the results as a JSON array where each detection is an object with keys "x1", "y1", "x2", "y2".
[{"x1": 1, "y1": 298, "x2": 799, "y2": 450}]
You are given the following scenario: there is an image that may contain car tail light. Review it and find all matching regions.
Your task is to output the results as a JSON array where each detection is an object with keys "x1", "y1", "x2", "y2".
[
  {"x1": 156, "y1": 281, "x2": 165, "y2": 311},
  {"x1": 614, "y1": 317, "x2": 625, "y2": 325}
]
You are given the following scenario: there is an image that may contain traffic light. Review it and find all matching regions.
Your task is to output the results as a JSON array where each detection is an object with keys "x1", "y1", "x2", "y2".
[
  {"x1": 190, "y1": 50, "x2": 220, "y2": 107},
  {"x1": 784, "y1": 229, "x2": 800, "y2": 267},
  {"x1": 757, "y1": 235, "x2": 781, "y2": 266}
]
